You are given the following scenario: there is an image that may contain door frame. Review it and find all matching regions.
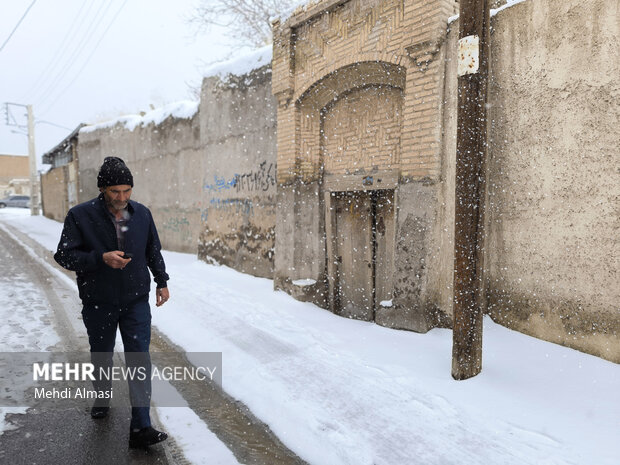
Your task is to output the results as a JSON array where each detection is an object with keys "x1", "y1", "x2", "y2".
[{"x1": 324, "y1": 180, "x2": 397, "y2": 319}]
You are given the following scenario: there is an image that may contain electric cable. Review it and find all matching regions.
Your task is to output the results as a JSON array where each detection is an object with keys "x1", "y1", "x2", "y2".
[
  {"x1": 34, "y1": 0, "x2": 113, "y2": 108},
  {"x1": 0, "y1": 0, "x2": 38, "y2": 53},
  {"x1": 39, "y1": 0, "x2": 129, "y2": 116},
  {"x1": 20, "y1": 0, "x2": 95, "y2": 104}
]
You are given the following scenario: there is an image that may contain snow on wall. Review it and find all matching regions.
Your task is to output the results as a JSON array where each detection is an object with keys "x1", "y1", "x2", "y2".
[
  {"x1": 75, "y1": 45, "x2": 277, "y2": 276},
  {"x1": 448, "y1": 0, "x2": 529, "y2": 24},
  {"x1": 202, "y1": 45, "x2": 272, "y2": 82},
  {"x1": 271, "y1": 0, "x2": 320, "y2": 24},
  {"x1": 79, "y1": 100, "x2": 199, "y2": 134},
  {"x1": 79, "y1": 45, "x2": 273, "y2": 134}
]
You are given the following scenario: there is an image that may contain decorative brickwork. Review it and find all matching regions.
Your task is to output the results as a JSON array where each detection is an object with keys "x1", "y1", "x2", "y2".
[
  {"x1": 322, "y1": 85, "x2": 403, "y2": 175},
  {"x1": 272, "y1": 0, "x2": 457, "y2": 184},
  {"x1": 272, "y1": 0, "x2": 457, "y2": 331}
]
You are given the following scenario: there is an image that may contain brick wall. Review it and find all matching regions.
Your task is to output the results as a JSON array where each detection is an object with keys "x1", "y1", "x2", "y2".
[
  {"x1": 271, "y1": 0, "x2": 458, "y2": 329},
  {"x1": 322, "y1": 85, "x2": 403, "y2": 175},
  {"x1": 272, "y1": 0, "x2": 457, "y2": 184}
]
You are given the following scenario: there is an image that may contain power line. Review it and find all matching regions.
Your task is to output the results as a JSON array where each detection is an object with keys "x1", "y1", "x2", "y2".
[
  {"x1": 35, "y1": 120, "x2": 74, "y2": 131},
  {"x1": 0, "y1": 0, "x2": 38, "y2": 53},
  {"x1": 34, "y1": 0, "x2": 113, "y2": 108},
  {"x1": 19, "y1": 0, "x2": 95, "y2": 104},
  {"x1": 40, "y1": 0, "x2": 129, "y2": 116}
]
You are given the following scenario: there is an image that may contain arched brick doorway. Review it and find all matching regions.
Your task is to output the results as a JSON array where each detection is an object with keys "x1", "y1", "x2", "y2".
[
  {"x1": 273, "y1": 0, "x2": 459, "y2": 333},
  {"x1": 321, "y1": 85, "x2": 402, "y2": 320}
]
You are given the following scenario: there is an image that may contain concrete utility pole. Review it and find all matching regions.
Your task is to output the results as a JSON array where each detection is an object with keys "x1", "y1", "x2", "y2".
[
  {"x1": 27, "y1": 105, "x2": 40, "y2": 216},
  {"x1": 451, "y1": 0, "x2": 490, "y2": 380},
  {"x1": 4, "y1": 102, "x2": 40, "y2": 216}
]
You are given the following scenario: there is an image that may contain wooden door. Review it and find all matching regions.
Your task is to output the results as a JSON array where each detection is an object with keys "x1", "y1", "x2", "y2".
[{"x1": 333, "y1": 192, "x2": 374, "y2": 320}]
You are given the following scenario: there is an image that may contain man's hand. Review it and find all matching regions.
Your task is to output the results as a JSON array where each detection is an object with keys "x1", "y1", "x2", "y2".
[
  {"x1": 156, "y1": 287, "x2": 169, "y2": 307},
  {"x1": 102, "y1": 250, "x2": 131, "y2": 269}
]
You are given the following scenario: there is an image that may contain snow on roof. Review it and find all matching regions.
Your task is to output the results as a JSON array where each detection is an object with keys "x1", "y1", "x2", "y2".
[
  {"x1": 202, "y1": 45, "x2": 272, "y2": 82},
  {"x1": 79, "y1": 100, "x2": 199, "y2": 134},
  {"x1": 80, "y1": 47, "x2": 273, "y2": 135}
]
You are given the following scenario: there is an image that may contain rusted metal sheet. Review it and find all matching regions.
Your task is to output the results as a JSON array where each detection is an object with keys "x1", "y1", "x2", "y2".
[{"x1": 457, "y1": 35, "x2": 480, "y2": 76}]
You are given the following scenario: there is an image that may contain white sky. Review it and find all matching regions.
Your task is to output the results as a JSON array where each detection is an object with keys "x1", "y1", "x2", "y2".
[{"x1": 0, "y1": 0, "x2": 246, "y2": 160}]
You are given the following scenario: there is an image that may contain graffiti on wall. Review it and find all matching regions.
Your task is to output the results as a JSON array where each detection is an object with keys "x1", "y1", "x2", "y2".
[
  {"x1": 201, "y1": 198, "x2": 255, "y2": 222},
  {"x1": 160, "y1": 211, "x2": 193, "y2": 245},
  {"x1": 162, "y1": 216, "x2": 190, "y2": 232},
  {"x1": 203, "y1": 161, "x2": 276, "y2": 193},
  {"x1": 234, "y1": 161, "x2": 275, "y2": 192},
  {"x1": 203, "y1": 175, "x2": 236, "y2": 191}
]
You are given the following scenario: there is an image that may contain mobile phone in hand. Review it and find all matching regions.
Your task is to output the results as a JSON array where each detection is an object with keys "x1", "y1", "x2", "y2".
[{"x1": 122, "y1": 252, "x2": 134, "y2": 259}]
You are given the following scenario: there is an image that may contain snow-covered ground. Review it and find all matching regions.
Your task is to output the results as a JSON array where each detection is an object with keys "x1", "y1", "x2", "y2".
[{"x1": 1, "y1": 208, "x2": 618, "y2": 465}]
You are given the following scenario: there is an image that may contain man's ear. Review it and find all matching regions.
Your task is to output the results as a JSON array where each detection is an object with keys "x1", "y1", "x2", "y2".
[{"x1": 99, "y1": 187, "x2": 105, "y2": 193}]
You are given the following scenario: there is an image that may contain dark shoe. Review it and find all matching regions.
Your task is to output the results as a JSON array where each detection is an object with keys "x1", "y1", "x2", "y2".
[
  {"x1": 90, "y1": 406, "x2": 109, "y2": 419},
  {"x1": 129, "y1": 427, "x2": 168, "y2": 448}
]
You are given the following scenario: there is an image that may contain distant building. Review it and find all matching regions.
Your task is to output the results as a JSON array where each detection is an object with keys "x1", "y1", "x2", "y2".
[
  {"x1": 40, "y1": 125, "x2": 83, "y2": 220},
  {"x1": 0, "y1": 154, "x2": 29, "y2": 197}
]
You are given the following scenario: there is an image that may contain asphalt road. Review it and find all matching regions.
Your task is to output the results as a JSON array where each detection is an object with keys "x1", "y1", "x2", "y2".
[{"x1": 0, "y1": 223, "x2": 174, "y2": 465}]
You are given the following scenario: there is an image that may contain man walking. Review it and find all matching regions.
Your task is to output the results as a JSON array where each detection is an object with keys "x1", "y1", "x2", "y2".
[{"x1": 55, "y1": 156, "x2": 169, "y2": 448}]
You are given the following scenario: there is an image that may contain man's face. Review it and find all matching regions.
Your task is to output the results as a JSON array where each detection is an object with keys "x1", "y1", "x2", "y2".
[{"x1": 102, "y1": 185, "x2": 132, "y2": 211}]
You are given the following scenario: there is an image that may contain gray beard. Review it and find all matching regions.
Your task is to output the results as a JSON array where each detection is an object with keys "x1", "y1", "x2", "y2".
[{"x1": 107, "y1": 200, "x2": 129, "y2": 215}]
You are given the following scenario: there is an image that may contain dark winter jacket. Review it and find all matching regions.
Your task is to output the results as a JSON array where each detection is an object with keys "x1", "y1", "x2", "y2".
[{"x1": 54, "y1": 193, "x2": 169, "y2": 306}]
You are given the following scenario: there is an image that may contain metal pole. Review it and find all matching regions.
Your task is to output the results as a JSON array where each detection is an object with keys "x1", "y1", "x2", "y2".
[
  {"x1": 27, "y1": 104, "x2": 40, "y2": 216},
  {"x1": 451, "y1": 0, "x2": 490, "y2": 380}
]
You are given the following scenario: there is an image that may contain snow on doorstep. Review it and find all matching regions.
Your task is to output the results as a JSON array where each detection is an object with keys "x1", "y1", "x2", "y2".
[
  {"x1": 202, "y1": 45, "x2": 272, "y2": 82},
  {"x1": 292, "y1": 278, "x2": 316, "y2": 286},
  {"x1": 379, "y1": 299, "x2": 393, "y2": 307},
  {"x1": 79, "y1": 100, "x2": 198, "y2": 134}
]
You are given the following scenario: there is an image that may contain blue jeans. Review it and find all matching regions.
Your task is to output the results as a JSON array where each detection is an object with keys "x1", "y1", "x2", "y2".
[{"x1": 82, "y1": 297, "x2": 152, "y2": 430}]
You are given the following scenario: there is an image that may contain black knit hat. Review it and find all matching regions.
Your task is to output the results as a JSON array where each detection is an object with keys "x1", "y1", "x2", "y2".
[{"x1": 97, "y1": 157, "x2": 133, "y2": 188}]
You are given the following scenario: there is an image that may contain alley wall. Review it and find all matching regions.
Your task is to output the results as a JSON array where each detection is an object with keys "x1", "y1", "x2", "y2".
[
  {"x1": 443, "y1": 0, "x2": 619, "y2": 361},
  {"x1": 483, "y1": 0, "x2": 619, "y2": 362},
  {"x1": 76, "y1": 65, "x2": 277, "y2": 278},
  {"x1": 197, "y1": 67, "x2": 277, "y2": 278},
  {"x1": 77, "y1": 104, "x2": 203, "y2": 254},
  {"x1": 41, "y1": 163, "x2": 77, "y2": 221}
]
